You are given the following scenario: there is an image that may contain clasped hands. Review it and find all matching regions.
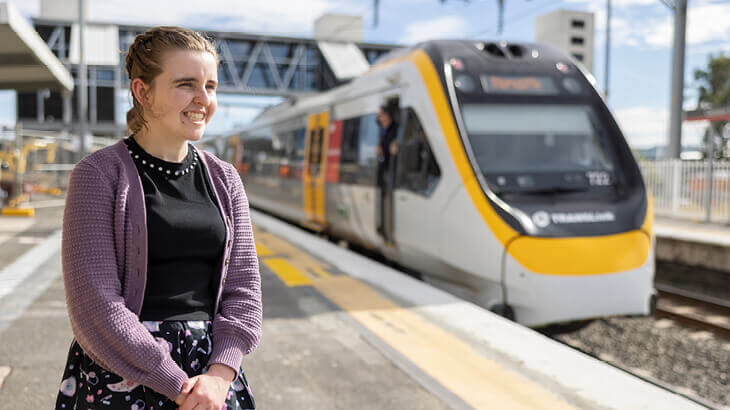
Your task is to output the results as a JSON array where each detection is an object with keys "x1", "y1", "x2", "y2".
[{"x1": 175, "y1": 363, "x2": 235, "y2": 410}]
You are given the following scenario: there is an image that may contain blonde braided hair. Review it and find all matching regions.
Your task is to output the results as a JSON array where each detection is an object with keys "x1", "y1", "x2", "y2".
[{"x1": 124, "y1": 26, "x2": 219, "y2": 134}]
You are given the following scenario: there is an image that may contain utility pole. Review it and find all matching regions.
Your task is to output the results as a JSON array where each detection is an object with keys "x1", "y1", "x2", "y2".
[
  {"x1": 77, "y1": 0, "x2": 88, "y2": 161},
  {"x1": 373, "y1": 0, "x2": 379, "y2": 27},
  {"x1": 666, "y1": 0, "x2": 687, "y2": 159},
  {"x1": 604, "y1": 0, "x2": 611, "y2": 100}
]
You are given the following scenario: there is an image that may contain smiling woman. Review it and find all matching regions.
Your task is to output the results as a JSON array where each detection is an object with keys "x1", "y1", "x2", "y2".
[
  {"x1": 55, "y1": 27, "x2": 261, "y2": 410},
  {"x1": 125, "y1": 27, "x2": 220, "y2": 148}
]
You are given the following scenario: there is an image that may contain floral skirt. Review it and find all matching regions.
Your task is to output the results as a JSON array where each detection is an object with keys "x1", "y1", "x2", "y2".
[{"x1": 55, "y1": 320, "x2": 255, "y2": 410}]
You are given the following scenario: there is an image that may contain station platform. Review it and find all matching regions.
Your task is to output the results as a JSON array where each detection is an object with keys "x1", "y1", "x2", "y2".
[
  {"x1": 654, "y1": 217, "x2": 730, "y2": 272},
  {"x1": 0, "y1": 206, "x2": 707, "y2": 409}
]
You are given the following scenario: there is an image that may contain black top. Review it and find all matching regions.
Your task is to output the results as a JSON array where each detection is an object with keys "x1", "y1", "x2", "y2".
[
  {"x1": 123, "y1": 136, "x2": 226, "y2": 321},
  {"x1": 378, "y1": 122, "x2": 398, "y2": 167}
]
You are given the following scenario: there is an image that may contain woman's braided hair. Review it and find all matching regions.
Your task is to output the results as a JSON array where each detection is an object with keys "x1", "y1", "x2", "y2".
[{"x1": 124, "y1": 26, "x2": 219, "y2": 134}]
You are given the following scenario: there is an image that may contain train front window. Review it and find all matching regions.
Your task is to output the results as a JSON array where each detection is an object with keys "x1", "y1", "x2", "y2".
[{"x1": 460, "y1": 104, "x2": 616, "y2": 193}]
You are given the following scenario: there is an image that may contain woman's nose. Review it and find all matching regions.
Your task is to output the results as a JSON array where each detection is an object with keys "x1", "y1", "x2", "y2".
[{"x1": 193, "y1": 87, "x2": 211, "y2": 106}]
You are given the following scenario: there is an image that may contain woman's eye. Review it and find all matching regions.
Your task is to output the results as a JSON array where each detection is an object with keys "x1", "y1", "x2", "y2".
[{"x1": 179, "y1": 83, "x2": 192, "y2": 87}]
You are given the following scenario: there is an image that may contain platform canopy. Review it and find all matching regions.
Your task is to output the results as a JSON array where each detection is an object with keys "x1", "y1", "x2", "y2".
[
  {"x1": 0, "y1": 2, "x2": 73, "y2": 92},
  {"x1": 317, "y1": 41, "x2": 370, "y2": 82}
]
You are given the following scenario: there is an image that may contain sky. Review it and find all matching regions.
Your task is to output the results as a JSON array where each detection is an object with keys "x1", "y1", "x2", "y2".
[{"x1": 2, "y1": 0, "x2": 729, "y2": 148}]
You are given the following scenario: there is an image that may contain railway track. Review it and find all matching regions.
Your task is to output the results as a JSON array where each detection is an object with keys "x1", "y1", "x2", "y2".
[{"x1": 655, "y1": 283, "x2": 730, "y2": 339}]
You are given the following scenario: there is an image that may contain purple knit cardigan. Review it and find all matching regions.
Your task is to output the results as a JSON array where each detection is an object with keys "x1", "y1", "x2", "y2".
[{"x1": 62, "y1": 138, "x2": 262, "y2": 400}]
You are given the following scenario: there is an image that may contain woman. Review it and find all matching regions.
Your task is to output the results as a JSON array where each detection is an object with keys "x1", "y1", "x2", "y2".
[{"x1": 55, "y1": 27, "x2": 261, "y2": 410}]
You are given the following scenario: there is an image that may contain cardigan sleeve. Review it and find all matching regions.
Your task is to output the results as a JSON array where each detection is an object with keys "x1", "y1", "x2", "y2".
[
  {"x1": 208, "y1": 163, "x2": 263, "y2": 373},
  {"x1": 62, "y1": 159, "x2": 188, "y2": 400}
]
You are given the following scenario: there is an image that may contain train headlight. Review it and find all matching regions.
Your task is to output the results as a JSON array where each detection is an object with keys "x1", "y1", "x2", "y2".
[
  {"x1": 449, "y1": 58, "x2": 464, "y2": 71},
  {"x1": 454, "y1": 74, "x2": 476, "y2": 93}
]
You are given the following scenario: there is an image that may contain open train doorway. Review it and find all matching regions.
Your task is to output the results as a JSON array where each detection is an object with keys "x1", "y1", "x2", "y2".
[{"x1": 376, "y1": 97, "x2": 400, "y2": 243}]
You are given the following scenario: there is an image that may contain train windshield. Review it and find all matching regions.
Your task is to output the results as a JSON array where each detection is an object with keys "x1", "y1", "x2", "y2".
[{"x1": 460, "y1": 103, "x2": 616, "y2": 193}]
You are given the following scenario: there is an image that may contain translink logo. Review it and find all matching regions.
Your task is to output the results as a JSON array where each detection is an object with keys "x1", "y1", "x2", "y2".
[{"x1": 531, "y1": 211, "x2": 616, "y2": 228}]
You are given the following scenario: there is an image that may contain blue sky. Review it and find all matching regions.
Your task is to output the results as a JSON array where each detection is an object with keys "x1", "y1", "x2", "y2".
[{"x1": 2, "y1": 0, "x2": 729, "y2": 147}]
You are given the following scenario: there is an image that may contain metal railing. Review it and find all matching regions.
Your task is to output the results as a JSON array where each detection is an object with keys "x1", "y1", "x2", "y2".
[
  {"x1": 639, "y1": 159, "x2": 730, "y2": 223},
  {"x1": 1, "y1": 127, "x2": 78, "y2": 209}
]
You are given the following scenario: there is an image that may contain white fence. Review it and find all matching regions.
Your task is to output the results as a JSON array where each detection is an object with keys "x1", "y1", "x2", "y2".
[{"x1": 639, "y1": 160, "x2": 730, "y2": 223}]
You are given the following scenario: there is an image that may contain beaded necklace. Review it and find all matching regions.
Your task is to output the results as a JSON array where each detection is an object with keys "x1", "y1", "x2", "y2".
[{"x1": 124, "y1": 136, "x2": 198, "y2": 179}]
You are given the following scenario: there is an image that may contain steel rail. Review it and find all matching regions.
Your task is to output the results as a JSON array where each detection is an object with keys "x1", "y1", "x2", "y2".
[{"x1": 655, "y1": 283, "x2": 730, "y2": 339}]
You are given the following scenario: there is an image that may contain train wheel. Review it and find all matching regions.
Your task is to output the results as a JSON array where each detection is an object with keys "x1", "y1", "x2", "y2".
[
  {"x1": 536, "y1": 320, "x2": 594, "y2": 335},
  {"x1": 489, "y1": 304, "x2": 515, "y2": 321},
  {"x1": 649, "y1": 293, "x2": 658, "y2": 315}
]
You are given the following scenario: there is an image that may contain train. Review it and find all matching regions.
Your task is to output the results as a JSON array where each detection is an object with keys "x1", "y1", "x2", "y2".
[{"x1": 206, "y1": 40, "x2": 655, "y2": 327}]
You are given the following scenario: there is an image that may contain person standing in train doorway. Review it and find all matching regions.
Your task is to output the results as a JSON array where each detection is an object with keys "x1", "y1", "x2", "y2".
[
  {"x1": 55, "y1": 27, "x2": 260, "y2": 410},
  {"x1": 376, "y1": 98, "x2": 399, "y2": 239}
]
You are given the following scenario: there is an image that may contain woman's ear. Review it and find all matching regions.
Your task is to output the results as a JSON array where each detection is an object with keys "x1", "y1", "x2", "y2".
[{"x1": 131, "y1": 78, "x2": 150, "y2": 108}]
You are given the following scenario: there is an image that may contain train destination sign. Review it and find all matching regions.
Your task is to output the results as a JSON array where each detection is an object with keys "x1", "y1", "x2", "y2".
[{"x1": 480, "y1": 75, "x2": 558, "y2": 95}]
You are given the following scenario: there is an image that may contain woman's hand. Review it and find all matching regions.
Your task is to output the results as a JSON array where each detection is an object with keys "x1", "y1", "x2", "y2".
[
  {"x1": 178, "y1": 364, "x2": 235, "y2": 410},
  {"x1": 174, "y1": 378, "x2": 197, "y2": 406},
  {"x1": 389, "y1": 141, "x2": 398, "y2": 155}
]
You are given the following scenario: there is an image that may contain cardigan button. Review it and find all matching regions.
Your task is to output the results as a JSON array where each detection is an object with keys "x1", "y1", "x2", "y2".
[
  {"x1": 224, "y1": 257, "x2": 230, "y2": 265},
  {"x1": 227, "y1": 240, "x2": 232, "y2": 248}
]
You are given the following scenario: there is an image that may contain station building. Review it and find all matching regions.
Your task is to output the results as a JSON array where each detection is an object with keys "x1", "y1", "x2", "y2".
[
  {"x1": 535, "y1": 9, "x2": 595, "y2": 74},
  {"x1": 15, "y1": 0, "x2": 398, "y2": 138}
]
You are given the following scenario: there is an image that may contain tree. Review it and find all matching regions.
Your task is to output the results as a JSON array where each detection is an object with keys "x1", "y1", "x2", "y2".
[{"x1": 694, "y1": 54, "x2": 730, "y2": 159}]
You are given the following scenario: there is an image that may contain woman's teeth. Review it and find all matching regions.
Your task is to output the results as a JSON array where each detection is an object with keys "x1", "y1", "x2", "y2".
[{"x1": 185, "y1": 112, "x2": 205, "y2": 122}]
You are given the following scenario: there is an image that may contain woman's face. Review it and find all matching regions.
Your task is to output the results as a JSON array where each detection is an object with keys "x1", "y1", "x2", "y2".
[
  {"x1": 377, "y1": 108, "x2": 391, "y2": 128},
  {"x1": 138, "y1": 50, "x2": 218, "y2": 142}
]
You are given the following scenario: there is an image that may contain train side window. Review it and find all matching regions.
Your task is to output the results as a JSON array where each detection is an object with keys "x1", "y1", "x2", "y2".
[
  {"x1": 339, "y1": 117, "x2": 361, "y2": 184},
  {"x1": 308, "y1": 129, "x2": 319, "y2": 164},
  {"x1": 271, "y1": 130, "x2": 287, "y2": 162},
  {"x1": 357, "y1": 113, "x2": 380, "y2": 185},
  {"x1": 397, "y1": 108, "x2": 441, "y2": 195},
  {"x1": 245, "y1": 128, "x2": 274, "y2": 176},
  {"x1": 341, "y1": 117, "x2": 360, "y2": 164},
  {"x1": 358, "y1": 113, "x2": 380, "y2": 167}
]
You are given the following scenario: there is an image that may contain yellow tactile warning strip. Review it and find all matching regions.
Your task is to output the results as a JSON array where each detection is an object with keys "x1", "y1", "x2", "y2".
[
  {"x1": 254, "y1": 227, "x2": 335, "y2": 286},
  {"x1": 252, "y1": 226, "x2": 574, "y2": 409},
  {"x1": 255, "y1": 243, "x2": 273, "y2": 257},
  {"x1": 313, "y1": 276, "x2": 575, "y2": 410},
  {"x1": 261, "y1": 258, "x2": 312, "y2": 287}
]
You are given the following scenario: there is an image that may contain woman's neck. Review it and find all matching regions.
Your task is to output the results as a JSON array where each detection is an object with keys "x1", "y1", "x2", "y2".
[{"x1": 133, "y1": 131, "x2": 189, "y2": 163}]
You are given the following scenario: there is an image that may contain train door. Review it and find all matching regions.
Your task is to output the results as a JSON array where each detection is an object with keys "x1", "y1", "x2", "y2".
[
  {"x1": 303, "y1": 111, "x2": 330, "y2": 227},
  {"x1": 377, "y1": 98, "x2": 401, "y2": 244},
  {"x1": 393, "y1": 107, "x2": 442, "y2": 257}
]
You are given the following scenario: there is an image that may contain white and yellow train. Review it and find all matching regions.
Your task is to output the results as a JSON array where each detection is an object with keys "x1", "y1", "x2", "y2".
[{"x1": 210, "y1": 40, "x2": 655, "y2": 327}]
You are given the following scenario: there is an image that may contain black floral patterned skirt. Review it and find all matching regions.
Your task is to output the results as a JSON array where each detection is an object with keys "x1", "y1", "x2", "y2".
[{"x1": 55, "y1": 320, "x2": 255, "y2": 409}]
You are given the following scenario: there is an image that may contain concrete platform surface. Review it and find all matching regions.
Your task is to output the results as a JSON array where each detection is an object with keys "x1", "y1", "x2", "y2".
[
  {"x1": 0, "y1": 206, "x2": 707, "y2": 409},
  {"x1": 655, "y1": 217, "x2": 730, "y2": 247},
  {"x1": 654, "y1": 217, "x2": 730, "y2": 271}
]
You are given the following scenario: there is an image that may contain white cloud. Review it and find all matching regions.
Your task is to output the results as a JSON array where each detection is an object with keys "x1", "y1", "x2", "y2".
[
  {"x1": 565, "y1": 0, "x2": 655, "y2": 6},
  {"x1": 686, "y1": 3, "x2": 730, "y2": 46},
  {"x1": 400, "y1": 16, "x2": 471, "y2": 45},
  {"x1": 614, "y1": 106, "x2": 708, "y2": 148},
  {"x1": 16, "y1": 0, "x2": 361, "y2": 36},
  {"x1": 97, "y1": 0, "x2": 363, "y2": 34},
  {"x1": 562, "y1": 0, "x2": 730, "y2": 51},
  {"x1": 615, "y1": 106, "x2": 669, "y2": 147}
]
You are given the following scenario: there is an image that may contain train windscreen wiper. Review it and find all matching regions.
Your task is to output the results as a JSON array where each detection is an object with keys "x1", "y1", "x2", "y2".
[{"x1": 521, "y1": 185, "x2": 591, "y2": 194}]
